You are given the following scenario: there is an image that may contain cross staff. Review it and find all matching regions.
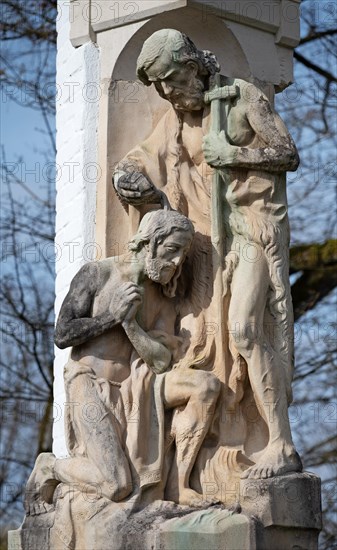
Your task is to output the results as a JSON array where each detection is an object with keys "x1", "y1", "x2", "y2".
[{"x1": 204, "y1": 74, "x2": 238, "y2": 382}]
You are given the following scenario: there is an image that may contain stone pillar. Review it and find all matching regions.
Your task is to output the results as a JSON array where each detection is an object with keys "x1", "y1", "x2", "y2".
[{"x1": 53, "y1": 1, "x2": 100, "y2": 456}]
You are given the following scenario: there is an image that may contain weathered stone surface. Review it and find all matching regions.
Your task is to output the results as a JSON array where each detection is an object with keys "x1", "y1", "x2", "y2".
[
  {"x1": 157, "y1": 508, "x2": 256, "y2": 550},
  {"x1": 8, "y1": 529, "x2": 49, "y2": 550},
  {"x1": 12, "y1": 10, "x2": 322, "y2": 550},
  {"x1": 241, "y1": 472, "x2": 322, "y2": 550},
  {"x1": 69, "y1": 0, "x2": 300, "y2": 55},
  {"x1": 9, "y1": 473, "x2": 322, "y2": 549},
  {"x1": 10, "y1": 505, "x2": 255, "y2": 550},
  {"x1": 241, "y1": 472, "x2": 322, "y2": 530},
  {"x1": 256, "y1": 526, "x2": 320, "y2": 550},
  {"x1": 8, "y1": 511, "x2": 54, "y2": 550}
]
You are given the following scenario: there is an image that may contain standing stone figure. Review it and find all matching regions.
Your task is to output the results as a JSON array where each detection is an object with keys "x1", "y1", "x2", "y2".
[
  {"x1": 114, "y1": 29, "x2": 302, "y2": 484},
  {"x1": 25, "y1": 208, "x2": 222, "y2": 523}
]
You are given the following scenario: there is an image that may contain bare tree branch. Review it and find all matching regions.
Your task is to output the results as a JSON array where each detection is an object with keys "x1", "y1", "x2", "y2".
[{"x1": 294, "y1": 51, "x2": 337, "y2": 83}]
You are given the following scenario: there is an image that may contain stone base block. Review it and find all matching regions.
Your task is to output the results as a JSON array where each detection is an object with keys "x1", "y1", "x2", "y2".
[
  {"x1": 9, "y1": 473, "x2": 322, "y2": 550},
  {"x1": 256, "y1": 525, "x2": 320, "y2": 550},
  {"x1": 8, "y1": 527, "x2": 50, "y2": 550},
  {"x1": 9, "y1": 508, "x2": 256, "y2": 550},
  {"x1": 240, "y1": 472, "x2": 322, "y2": 529},
  {"x1": 157, "y1": 508, "x2": 256, "y2": 550},
  {"x1": 240, "y1": 471, "x2": 322, "y2": 550}
]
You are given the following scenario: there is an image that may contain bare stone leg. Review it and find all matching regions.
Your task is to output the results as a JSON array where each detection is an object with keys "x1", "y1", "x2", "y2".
[
  {"x1": 25, "y1": 372, "x2": 133, "y2": 517},
  {"x1": 164, "y1": 368, "x2": 221, "y2": 505},
  {"x1": 61, "y1": 373, "x2": 133, "y2": 500},
  {"x1": 25, "y1": 450, "x2": 132, "y2": 517},
  {"x1": 228, "y1": 254, "x2": 302, "y2": 479}
]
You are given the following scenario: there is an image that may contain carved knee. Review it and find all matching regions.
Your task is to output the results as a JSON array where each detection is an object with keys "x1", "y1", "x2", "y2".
[
  {"x1": 101, "y1": 480, "x2": 132, "y2": 502},
  {"x1": 232, "y1": 336, "x2": 253, "y2": 360},
  {"x1": 195, "y1": 372, "x2": 221, "y2": 403}
]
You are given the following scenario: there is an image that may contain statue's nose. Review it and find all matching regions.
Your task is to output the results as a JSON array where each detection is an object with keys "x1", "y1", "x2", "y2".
[{"x1": 172, "y1": 252, "x2": 184, "y2": 266}]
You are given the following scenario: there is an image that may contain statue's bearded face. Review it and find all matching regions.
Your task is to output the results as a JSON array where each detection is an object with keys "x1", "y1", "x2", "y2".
[
  {"x1": 145, "y1": 229, "x2": 193, "y2": 285},
  {"x1": 149, "y1": 62, "x2": 205, "y2": 112}
]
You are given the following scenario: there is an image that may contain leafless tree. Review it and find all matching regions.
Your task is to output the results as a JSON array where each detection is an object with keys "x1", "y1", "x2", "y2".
[
  {"x1": 277, "y1": 3, "x2": 337, "y2": 547},
  {"x1": 0, "y1": 1, "x2": 56, "y2": 542}
]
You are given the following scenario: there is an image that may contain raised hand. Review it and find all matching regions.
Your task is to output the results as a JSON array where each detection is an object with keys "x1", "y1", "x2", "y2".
[{"x1": 115, "y1": 171, "x2": 161, "y2": 206}]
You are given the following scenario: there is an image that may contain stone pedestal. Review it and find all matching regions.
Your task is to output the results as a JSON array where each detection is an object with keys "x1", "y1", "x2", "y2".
[
  {"x1": 157, "y1": 509, "x2": 256, "y2": 550},
  {"x1": 241, "y1": 472, "x2": 322, "y2": 550},
  {"x1": 8, "y1": 512, "x2": 54, "y2": 550},
  {"x1": 9, "y1": 473, "x2": 322, "y2": 550}
]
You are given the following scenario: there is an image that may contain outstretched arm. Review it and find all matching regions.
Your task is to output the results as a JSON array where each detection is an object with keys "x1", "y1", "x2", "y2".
[
  {"x1": 55, "y1": 263, "x2": 140, "y2": 349},
  {"x1": 113, "y1": 110, "x2": 173, "y2": 207},
  {"x1": 203, "y1": 85, "x2": 299, "y2": 173}
]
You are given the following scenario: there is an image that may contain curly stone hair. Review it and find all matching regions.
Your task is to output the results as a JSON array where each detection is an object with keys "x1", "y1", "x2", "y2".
[
  {"x1": 137, "y1": 29, "x2": 220, "y2": 86},
  {"x1": 128, "y1": 209, "x2": 194, "y2": 253}
]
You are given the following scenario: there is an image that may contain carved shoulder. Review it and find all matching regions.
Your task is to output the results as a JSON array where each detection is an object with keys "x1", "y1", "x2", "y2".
[{"x1": 54, "y1": 262, "x2": 100, "y2": 348}]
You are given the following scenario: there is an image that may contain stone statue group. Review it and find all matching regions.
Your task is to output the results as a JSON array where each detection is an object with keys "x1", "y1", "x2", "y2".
[{"x1": 25, "y1": 29, "x2": 302, "y2": 529}]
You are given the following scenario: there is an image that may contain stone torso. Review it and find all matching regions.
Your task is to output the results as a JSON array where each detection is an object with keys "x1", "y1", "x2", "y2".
[
  {"x1": 71, "y1": 259, "x2": 176, "y2": 382},
  {"x1": 176, "y1": 82, "x2": 286, "y2": 242}
]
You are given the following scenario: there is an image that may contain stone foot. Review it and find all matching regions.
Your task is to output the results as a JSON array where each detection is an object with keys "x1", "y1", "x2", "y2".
[
  {"x1": 241, "y1": 444, "x2": 302, "y2": 480},
  {"x1": 24, "y1": 453, "x2": 59, "y2": 516},
  {"x1": 177, "y1": 488, "x2": 204, "y2": 506},
  {"x1": 178, "y1": 488, "x2": 220, "y2": 507}
]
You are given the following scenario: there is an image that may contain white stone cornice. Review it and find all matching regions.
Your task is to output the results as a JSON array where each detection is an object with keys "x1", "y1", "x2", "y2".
[{"x1": 68, "y1": 0, "x2": 300, "y2": 50}]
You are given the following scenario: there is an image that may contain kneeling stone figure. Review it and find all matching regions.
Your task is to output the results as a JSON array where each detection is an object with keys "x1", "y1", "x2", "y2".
[{"x1": 25, "y1": 208, "x2": 221, "y2": 517}]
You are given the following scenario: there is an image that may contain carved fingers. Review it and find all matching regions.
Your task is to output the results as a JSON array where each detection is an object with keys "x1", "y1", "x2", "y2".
[
  {"x1": 116, "y1": 171, "x2": 160, "y2": 205},
  {"x1": 202, "y1": 131, "x2": 237, "y2": 168},
  {"x1": 110, "y1": 282, "x2": 142, "y2": 324},
  {"x1": 123, "y1": 283, "x2": 143, "y2": 323}
]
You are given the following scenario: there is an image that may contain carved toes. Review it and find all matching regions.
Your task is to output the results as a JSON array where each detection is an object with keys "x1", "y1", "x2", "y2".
[{"x1": 27, "y1": 501, "x2": 54, "y2": 516}]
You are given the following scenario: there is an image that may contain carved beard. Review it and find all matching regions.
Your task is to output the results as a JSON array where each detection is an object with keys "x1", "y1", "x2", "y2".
[
  {"x1": 170, "y1": 75, "x2": 205, "y2": 112},
  {"x1": 145, "y1": 253, "x2": 182, "y2": 298},
  {"x1": 145, "y1": 256, "x2": 176, "y2": 285}
]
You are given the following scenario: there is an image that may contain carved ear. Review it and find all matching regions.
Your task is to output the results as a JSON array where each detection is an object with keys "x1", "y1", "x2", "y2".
[{"x1": 186, "y1": 60, "x2": 198, "y2": 75}]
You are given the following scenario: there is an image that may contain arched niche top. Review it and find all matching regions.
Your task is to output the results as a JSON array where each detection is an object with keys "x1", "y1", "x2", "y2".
[
  {"x1": 105, "y1": 7, "x2": 252, "y2": 255},
  {"x1": 112, "y1": 7, "x2": 251, "y2": 82}
]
